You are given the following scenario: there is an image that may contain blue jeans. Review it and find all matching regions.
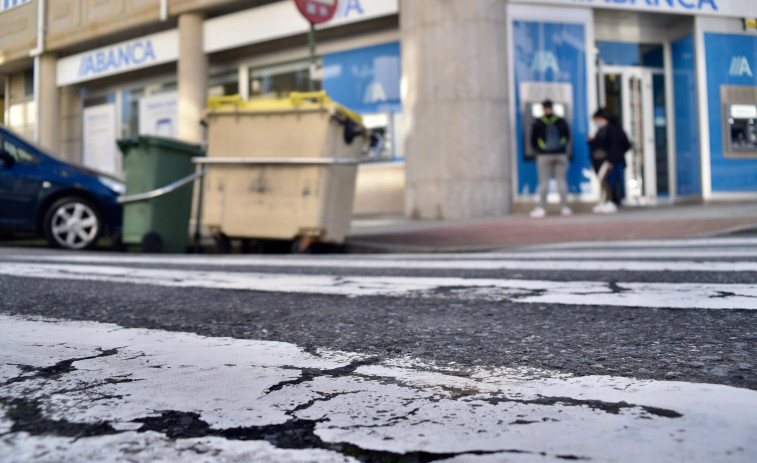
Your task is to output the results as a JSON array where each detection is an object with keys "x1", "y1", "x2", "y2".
[{"x1": 607, "y1": 164, "x2": 625, "y2": 205}]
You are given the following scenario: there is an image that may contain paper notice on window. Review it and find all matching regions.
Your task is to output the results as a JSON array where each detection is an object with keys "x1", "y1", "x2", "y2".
[
  {"x1": 82, "y1": 103, "x2": 120, "y2": 177},
  {"x1": 139, "y1": 92, "x2": 178, "y2": 138}
]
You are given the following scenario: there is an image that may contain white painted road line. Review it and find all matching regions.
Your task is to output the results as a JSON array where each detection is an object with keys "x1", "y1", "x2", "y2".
[
  {"x1": 521, "y1": 236, "x2": 757, "y2": 249},
  {"x1": 370, "y1": 248, "x2": 757, "y2": 259},
  {"x1": 2, "y1": 262, "x2": 756, "y2": 310},
  {"x1": 1, "y1": 315, "x2": 756, "y2": 462},
  {"x1": 6, "y1": 254, "x2": 757, "y2": 272}
]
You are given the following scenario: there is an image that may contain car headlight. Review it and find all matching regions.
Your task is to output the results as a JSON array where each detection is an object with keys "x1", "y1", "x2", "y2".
[{"x1": 99, "y1": 176, "x2": 126, "y2": 195}]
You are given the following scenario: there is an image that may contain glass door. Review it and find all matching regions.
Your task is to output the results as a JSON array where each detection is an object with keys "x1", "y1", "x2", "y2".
[{"x1": 601, "y1": 67, "x2": 668, "y2": 205}]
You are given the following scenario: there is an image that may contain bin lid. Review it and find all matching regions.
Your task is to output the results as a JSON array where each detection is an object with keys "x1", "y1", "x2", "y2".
[
  {"x1": 117, "y1": 136, "x2": 205, "y2": 156},
  {"x1": 206, "y1": 91, "x2": 363, "y2": 125}
]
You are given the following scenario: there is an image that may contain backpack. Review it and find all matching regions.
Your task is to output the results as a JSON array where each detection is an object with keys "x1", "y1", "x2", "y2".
[{"x1": 540, "y1": 116, "x2": 566, "y2": 153}]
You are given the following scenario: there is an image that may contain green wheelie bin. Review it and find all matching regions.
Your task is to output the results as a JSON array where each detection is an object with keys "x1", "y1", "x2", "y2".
[{"x1": 117, "y1": 136, "x2": 203, "y2": 253}]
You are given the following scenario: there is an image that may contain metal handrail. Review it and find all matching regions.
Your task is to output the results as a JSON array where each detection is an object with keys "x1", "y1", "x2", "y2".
[
  {"x1": 191, "y1": 157, "x2": 360, "y2": 166},
  {"x1": 117, "y1": 168, "x2": 208, "y2": 204}
]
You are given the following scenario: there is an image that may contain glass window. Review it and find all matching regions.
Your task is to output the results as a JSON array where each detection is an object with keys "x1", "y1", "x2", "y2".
[
  {"x1": 120, "y1": 82, "x2": 175, "y2": 138},
  {"x1": 603, "y1": 74, "x2": 624, "y2": 128},
  {"x1": 653, "y1": 74, "x2": 669, "y2": 195},
  {"x1": 209, "y1": 70, "x2": 239, "y2": 98},
  {"x1": 83, "y1": 93, "x2": 116, "y2": 109},
  {"x1": 3, "y1": 138, "x2": 36, "y2": 164},
  {"x1": 321, "y1": 42, "x2": 402, "y2": 115},
  {"x1": 122, "y1": 88, "x2": 145, "y2": 138},
  {"x1": 23, "y1": 70, "x2": 34, "y2": 97},
  {"x1": 597, "y1": 42, "x2": 664, "y2": 68},
  {"x1": 250, "y1": 60, "x2": 320, "y2": 100}
]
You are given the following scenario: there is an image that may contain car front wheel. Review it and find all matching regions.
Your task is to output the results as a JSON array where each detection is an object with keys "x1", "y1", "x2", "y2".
[{"x1": 44, "y1": 197, "x2": 102, "y2": 250}]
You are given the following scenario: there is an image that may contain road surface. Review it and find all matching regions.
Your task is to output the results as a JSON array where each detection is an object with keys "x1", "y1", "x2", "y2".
[{"x1": 1, "y1": 237, "x2": 756, "y2": 462}]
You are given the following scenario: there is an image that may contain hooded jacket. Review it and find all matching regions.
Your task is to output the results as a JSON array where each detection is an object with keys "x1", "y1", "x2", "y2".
[
  {"x1": 589, "y1": 121, "x2": 631, "y2": 165},
  {"x1": 530, "y1": 114, "x2": 570, "y2": 155}
]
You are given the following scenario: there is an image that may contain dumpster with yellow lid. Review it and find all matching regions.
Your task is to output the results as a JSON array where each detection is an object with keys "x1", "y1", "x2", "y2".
[{"x1": 196, "y1": 91, "x2": 368, "y2": 252}]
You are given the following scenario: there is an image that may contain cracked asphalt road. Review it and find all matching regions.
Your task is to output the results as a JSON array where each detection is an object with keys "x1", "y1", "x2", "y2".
[{"x1": 1, "y1": 237, "x2": 757, "y2": 462}]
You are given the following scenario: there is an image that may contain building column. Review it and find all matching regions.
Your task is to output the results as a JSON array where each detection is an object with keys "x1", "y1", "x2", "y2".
[
  {"x1": 38, "y1": 53, "x2": 60, "y2": 152},
  {"x1": 178, "y1": 13, "x2": 207, "y2": 143},
  {"x1": 59, "y1": 85, "x2": 82, "y2": 164},
  {"x1": 400, "y1": 0, "x2": 511, "y2": 220}
]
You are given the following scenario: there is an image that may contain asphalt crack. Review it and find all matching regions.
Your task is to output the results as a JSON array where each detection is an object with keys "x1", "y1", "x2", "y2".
[
  {"x1": 482, "y1": 395, "x2": 682, "y2": 418},
  {"x1": 0, "y1": 398, "x2": 592, "y2": 462},
  {"x1": 608, "y1": 281, "x2": 629, "y2": 294},
  {"x1": 288, "y1": 391, "x2": 363, "y2": 416},
  {"x1": 0, "y1": 396, "x2": 119, "y2": 439},
  {"x1": 2, "y1": 348, "x2": 120, "y2": 387},
  {"x1": 132, "y1": 410, "x2": 573, "y2": 463},
  {"x1": 266, "y1": 358, "x2": 380, "y2": 394},
  {"x1": 49, "y1": 376, "x2": 139, "y2": 397},
  {"x1": 709, "y1": 291, "x2": 757, "y2": 299}
]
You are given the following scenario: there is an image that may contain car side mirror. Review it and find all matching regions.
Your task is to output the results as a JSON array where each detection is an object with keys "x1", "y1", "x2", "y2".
[{"x1": 0, "y1": 150, "x2": 15, "y2": 168}]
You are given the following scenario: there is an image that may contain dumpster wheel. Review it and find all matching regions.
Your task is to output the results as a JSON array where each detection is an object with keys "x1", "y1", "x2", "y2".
[
  {"x1": 291, "y1": 236, "x2": 317, "y2": 254},
  {"x1": 241, "y1": 239, "x2": 265, "y2": 254},
  {"x1": 213, "y1": 233, "x2": 232, "y2": 254},
  {"x1": 141, "y1": 232, "x2": 163, "y2": 253}
]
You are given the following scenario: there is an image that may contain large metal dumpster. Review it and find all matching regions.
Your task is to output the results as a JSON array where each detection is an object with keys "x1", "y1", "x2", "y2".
[{"x1": 197, "y1": 92, "x2": 367, "y2": 251}]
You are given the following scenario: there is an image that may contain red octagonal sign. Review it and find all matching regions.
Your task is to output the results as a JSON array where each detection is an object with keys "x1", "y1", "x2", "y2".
[{"x1": 294, "y1": 0, "x2": 339, "y2": 24}]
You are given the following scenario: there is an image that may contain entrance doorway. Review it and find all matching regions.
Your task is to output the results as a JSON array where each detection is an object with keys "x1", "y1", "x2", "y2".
[{"x1": 599, "y1": 66, "x2": 669, "y2": 205}]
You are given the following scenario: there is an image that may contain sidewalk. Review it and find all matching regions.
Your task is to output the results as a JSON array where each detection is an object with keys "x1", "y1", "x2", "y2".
[{"x1": 347, "y1": 202, "x2": 757, "y2": 252}]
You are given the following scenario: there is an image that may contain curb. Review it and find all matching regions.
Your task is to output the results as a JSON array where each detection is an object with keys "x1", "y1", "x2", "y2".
[
  {"x1": 343, "y1": 240, "x2": 507, "y2": 254},
  {"x1": 345, "y1": 222, "x2": 757, "y2": 254},
  {"x1": 709, "y1": 223, "x2": 757, "y2": 237}
]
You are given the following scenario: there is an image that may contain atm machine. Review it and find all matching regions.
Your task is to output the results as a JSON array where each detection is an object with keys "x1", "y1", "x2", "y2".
[
  {"x1": 722, "y1": 85, "x2": 757, "y2": 158},
  {"x1": 520, "y1": 82, "x2": 573, "y2": 161}
]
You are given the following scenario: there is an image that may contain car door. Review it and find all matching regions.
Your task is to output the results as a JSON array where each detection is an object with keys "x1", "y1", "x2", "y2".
[{"x1": 0, "y1": 135, "x2": 43, "y2": 229}]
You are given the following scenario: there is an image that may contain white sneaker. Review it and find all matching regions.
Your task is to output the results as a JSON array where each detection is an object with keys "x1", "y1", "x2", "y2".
[
  {"x1": 602, "y1": 202, "x2": 618, "y2": 214},
  {"x1": 529, "y1": 207, "x2": 546, "y2": 218},
  {"x1": 592, "y1": 202, "x2": 605, "y2": 213},
  {"x1": 561, "y1": 206, "x2": 573, "y2": 216}
]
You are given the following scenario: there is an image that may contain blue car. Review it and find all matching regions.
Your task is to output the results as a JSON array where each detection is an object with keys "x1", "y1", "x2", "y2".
[{"x1": 0, "y1": 125, "x2": 124, "y2": 250}]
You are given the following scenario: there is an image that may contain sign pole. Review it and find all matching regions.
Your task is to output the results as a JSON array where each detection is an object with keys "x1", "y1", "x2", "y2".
[
  {"x1": 294, "y1": 1, "x2": 339, "y2": 91},
  {"x1": 308, "y1": 21, "x2": 317, "y2": 92}
]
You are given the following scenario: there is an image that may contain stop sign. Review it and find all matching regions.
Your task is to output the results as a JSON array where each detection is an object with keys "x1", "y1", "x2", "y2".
[{"x1": 294, "y1": 0, "x2": 339, "y2": 24}]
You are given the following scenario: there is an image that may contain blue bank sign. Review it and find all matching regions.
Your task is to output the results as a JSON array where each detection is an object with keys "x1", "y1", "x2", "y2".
[
  {"x1": 57, "y1": 30, "x2": 178, "y2": 87},
  {"x1": 521, "y1": 0, "x2": 757, "y2": 17},
  {"x1": 78, "y1": 40, "x2": 157, "y2": 79},
  {"x1": 571, "y1": 0, "x2": 719, "y2": 11}
]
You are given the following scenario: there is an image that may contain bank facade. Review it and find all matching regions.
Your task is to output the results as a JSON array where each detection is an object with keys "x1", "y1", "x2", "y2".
[
  {"x1": 505, "y1": 0, "x2": 757, "y2": 211},
  {"x1": 1, "y1": 0, "x2": 756, "y2": 219}
]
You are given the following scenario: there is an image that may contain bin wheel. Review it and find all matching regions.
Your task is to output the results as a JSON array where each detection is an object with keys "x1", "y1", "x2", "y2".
[
  {"x1": 241, "y1": 239, "x2": 265, "y2": 254},
  {"x1": 213, "y1": 233, "x2": 232, "y2": 254},
  {"x1": 291, "y1": 236, "x2": 316, "y2": 254},
  {"x1": 141, "y1": 232, "x2": 163, "y2": 253}
]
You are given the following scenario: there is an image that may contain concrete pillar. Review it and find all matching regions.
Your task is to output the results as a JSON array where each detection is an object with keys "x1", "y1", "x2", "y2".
[
  {"x1": 401, "y1": 0, "x2": 511, "y2": 220},
  {"x1": 38, "y1": 53, "x2": 60, "y2": 152},
  {"x1": 178, "y1": 13, "x2": 207, "y2": 143},
  {"x1": 59, "y1": 85, "x2": 82, "y2": 164}
]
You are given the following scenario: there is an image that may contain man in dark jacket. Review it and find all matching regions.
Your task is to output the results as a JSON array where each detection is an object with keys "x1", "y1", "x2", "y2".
[
  {"x1": 529, "y1": 99, "x2": 571, "y2": 218},
  {"x1": 588, "y1": 109, "x2": 631, "y2": 213}
]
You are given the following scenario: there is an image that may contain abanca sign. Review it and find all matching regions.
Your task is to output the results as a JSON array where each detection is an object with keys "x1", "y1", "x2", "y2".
[{"x1": 78, "y1": 41, "x2": 157, "y2": 79}]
